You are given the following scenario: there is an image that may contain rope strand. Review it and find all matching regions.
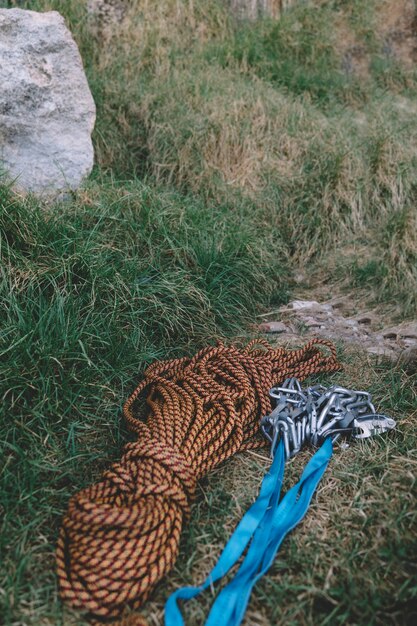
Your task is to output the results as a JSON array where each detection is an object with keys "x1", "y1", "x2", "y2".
[{"x1": 57, "y1": 339, "x2": 341, "y2": 621}]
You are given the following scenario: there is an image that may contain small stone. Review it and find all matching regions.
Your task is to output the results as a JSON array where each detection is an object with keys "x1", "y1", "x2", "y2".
[
  {"x1": 366, "y1": 346, "x2": 395, "y2": 358},
  {"x1": 382, "y1": 322, "x2": 417, "y2": 341},
  {"x1": 332, "y1": 300, "x2": 347, "y2": 310},
  {"x1": 344, "y1": 319, "x2": 359, "y2": 328},
  {"x1": 355, "y1": 313, "x2": 376, "y2": 325},
  {"x1": 290, "y1": 300, "x2": 320, "y2": 310},
  {"x1": 400, "y1": 323, "x2": 417, "y2": 340},
  {"x1": 322, "y1": 304, "x2": 334, "y2": 312},
  {"x1": 258, "y1": 321, "x2": 289, "y2": 334},
  {"x1": 403, "y1": 337, "x2": 417, "y2": 348},
  {"x1": 303, "y1": 318, "x2": 322, "y2": 328}
]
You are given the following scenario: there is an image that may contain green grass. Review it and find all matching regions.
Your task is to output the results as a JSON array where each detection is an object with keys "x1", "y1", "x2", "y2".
[
  {"x1": 1, "y1": 1, "x2": 417, "y2": 625},
  {"x1": 207, "y1": 4, "x2": 366, "y2": 106},
  {"x1": 0, "y1": 178, "x2": 286, "y2": 624},
  {"x1": 5, "y1": 0, "x2": 416, "y2": 315}
]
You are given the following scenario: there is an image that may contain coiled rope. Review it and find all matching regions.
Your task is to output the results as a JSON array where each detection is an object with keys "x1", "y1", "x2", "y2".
[{"x1": 57, "y1": 339, "x2": 341, "y2": 622}]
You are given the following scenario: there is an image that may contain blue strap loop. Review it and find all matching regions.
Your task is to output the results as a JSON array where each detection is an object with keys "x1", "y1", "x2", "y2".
[{"x1": 165, "y1": 438, "x2": 333, "y2": 626}]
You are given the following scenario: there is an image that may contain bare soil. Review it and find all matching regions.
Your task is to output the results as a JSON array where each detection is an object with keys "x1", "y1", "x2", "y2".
[
  {"x1": 335, "y1": 0, "x2": 417, "y2": 76},
  {"x1": 260, "y1": 295, "x2": 417, "y2": 369}
]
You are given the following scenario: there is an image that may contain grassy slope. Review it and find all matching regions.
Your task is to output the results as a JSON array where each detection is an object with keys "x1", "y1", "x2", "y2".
[{"x1": 0, "y1": 1, "x2": 416, "y2": 625}]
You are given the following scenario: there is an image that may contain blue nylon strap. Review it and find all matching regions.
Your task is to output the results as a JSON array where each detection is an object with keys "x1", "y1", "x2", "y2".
[
  {"x1": 205, "y1": 437, "x2": 333, "y2": 626},
  {"x1": 165, "y1": 438, "x2": 333, "y2": 626},
  {"x1": 164, "y1": 441, "x2": 286, "y2": 626}
]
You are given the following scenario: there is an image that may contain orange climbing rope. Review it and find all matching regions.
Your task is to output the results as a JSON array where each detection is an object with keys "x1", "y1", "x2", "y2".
[{"x1": 57, "y1": 339, "x2": 341, "y2": 622}]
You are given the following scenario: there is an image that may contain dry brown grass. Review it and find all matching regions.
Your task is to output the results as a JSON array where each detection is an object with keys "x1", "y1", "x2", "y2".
[{"x1": 141, "y1": 69, "x2": 314, "y2": 195}]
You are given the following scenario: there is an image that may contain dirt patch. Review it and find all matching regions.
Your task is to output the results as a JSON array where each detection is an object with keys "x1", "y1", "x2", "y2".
[
  {"x1": 377, "y1": 0, "x2": 417, "y2": 67},
  {"x1": 259, "y1": 297, "x2": 417, "y2": 371},
  {"x1": 335, "y1": 0, "x2": 417, "y2": 76}
]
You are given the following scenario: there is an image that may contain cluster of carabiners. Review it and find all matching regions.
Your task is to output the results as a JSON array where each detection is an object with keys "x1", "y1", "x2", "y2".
[{"x1": 261, "y1": 378, "x2": 396, "y2": 459}]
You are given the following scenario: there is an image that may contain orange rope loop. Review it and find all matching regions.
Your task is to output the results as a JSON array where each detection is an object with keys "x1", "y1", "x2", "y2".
[{"x1": 57, "y1": 339, "x2": 341, "y2": 621}]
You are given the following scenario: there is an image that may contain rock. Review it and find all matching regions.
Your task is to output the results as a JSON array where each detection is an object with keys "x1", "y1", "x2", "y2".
[
  {"x1": 383, "y1": 322, "x2": 417, "y2": 341},
  {"x1": 332, "y1": 299, "x2": 348, "y2": 310},
  {"x1": 303, "y1": 317, "x2": 322, "y2": 328},
  {"x1": 394, "y1": 322, "x2": 417, "y2": 351},
  {"x1": 354, "y1": 313, "x2": 377, "y2": 325},
  {"x1": 259, "y1": 321, "x2": 289, "y2": 334},
  {"x1": 322, "y1": 304, "x2": 334, "y2": 313},
  {"x1": 0, "y1": 9, "x2": 95, "y2": 197},
  {"x1": 290, "y1": 300, "x2": 320, "y2": 311},
  {"x1": 344, "y1": 319, "x2": 359, "y2": 328},
  {"x1": 366, "y1": 346, "x2": 396, "y2": 358}
]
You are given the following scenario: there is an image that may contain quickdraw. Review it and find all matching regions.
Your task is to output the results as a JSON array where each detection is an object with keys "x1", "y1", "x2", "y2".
[
  {"x1": 166, "y1": 379, "x2": 396, "y2": 626},
  {"x1": 261, "y1": 378, "x2": 396, "y2": 457}
]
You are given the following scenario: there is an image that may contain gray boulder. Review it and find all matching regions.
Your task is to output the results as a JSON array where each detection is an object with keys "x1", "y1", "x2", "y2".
[{"x1": 0, "y1": 8, "x2": 96, "y2": 197}]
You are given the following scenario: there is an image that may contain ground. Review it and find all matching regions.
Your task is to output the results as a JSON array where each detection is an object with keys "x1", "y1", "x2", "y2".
[{"x1": 0, "y1": 1, "x2": 416, "y2": 625}]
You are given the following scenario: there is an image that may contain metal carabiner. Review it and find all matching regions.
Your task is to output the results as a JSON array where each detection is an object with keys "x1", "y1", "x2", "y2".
[{"x1": 352, "y1": 414, "x2": 396, "y2": 439}]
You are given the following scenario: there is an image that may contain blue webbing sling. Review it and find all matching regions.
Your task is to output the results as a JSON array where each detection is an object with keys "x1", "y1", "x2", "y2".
[{"x1": 165, "y1": 437, "x2": 333, "y2": 626}]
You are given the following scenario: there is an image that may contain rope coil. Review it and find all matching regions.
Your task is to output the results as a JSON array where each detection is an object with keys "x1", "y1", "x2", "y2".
[{"x1": 57, "y1": 339, "x2": 341, "y2": 621}]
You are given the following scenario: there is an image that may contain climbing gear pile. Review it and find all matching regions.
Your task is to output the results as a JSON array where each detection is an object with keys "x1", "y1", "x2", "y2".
[
  {"x1": 165, "y1": 379, "x2": 395, "y2": 626},
  {"x1": 57, "y1": 339, "x2": 341, "y2": 621},
  {"x1": 261, "y1": 378, "x2": 396, "y2": 458}
]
